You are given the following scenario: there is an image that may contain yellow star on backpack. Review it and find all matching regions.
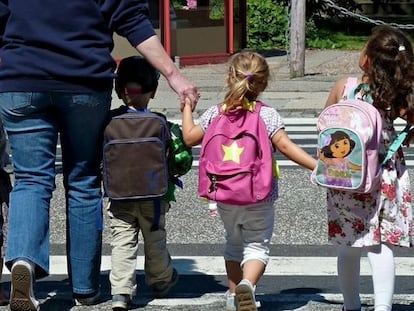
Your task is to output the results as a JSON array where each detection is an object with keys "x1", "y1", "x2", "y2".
[{"x1": 222, "y1": 141, "x2": 244, "y2": 164}]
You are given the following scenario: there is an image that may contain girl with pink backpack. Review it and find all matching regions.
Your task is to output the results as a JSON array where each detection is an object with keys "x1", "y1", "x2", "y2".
[{"x1": 181, "y1": 51, "x2": 316, "y2": 311}]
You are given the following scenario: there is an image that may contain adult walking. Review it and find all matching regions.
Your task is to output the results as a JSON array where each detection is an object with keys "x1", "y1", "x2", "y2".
[{"x1": 0, "y1": 1, "x2": 198, "y2": 310}]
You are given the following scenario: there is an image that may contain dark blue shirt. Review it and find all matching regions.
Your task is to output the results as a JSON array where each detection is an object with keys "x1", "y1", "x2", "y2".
[{"x1": 0, "y1": 0, "x2": 156, "y2": 92}]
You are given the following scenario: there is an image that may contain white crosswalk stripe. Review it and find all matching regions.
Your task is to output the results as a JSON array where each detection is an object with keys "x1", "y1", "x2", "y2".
[
  {"x1": 171, "y1": 117, "x2": 414, "y2": 168},
  {"x1": 44, "y1": 117, "x2": 413, "y2": 169},
  {"x1": 10, "y1": 255, "x2": 414, "y2": 307},
  {"x1": 5, "y1": 255, "x2": 413, "y2": 276}
]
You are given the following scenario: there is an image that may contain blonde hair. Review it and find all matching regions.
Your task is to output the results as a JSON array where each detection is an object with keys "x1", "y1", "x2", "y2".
[{"x1": 223, "y1": 51, "x2": 269, "y2": 111}]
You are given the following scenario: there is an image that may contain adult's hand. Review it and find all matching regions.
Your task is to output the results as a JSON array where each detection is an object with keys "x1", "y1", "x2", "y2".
[
  {"x1": 136, "y1": 35, "x2": 200, "y2": 111},
  {"x1": 166, "y1": 69, "x2": 199, "y2": 111}
]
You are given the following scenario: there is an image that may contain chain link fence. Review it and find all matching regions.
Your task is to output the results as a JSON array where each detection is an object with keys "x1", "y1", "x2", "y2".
[
  {"x1": 285, "y1": 0, "x2": 414, "y2": 71},
  {"x1": 323, "y1": 0, "x2": 414, "y2": 30}
]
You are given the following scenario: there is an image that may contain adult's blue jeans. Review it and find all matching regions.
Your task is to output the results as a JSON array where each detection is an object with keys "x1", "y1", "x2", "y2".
[{"x1": 0, "y1": 91, "x2": 111, "y2": 295}]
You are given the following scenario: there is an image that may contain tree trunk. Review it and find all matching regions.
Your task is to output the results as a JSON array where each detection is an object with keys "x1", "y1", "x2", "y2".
[{"x1": 290, "y1": 0, "x2": 306, "y2": 78}]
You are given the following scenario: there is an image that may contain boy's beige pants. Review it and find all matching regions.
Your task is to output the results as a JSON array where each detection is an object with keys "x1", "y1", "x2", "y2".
[{"x1": 107, "y1": 200, "x2": 173, "y2": 296}]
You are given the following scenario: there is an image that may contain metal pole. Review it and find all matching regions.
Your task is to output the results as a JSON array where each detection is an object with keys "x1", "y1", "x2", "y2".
[
  {"x1": 162, "y1": 0, "x2": 172, "y2": 56},
  {"x1": 225, "y1": 0, "x2": 234, "y2": 54}
]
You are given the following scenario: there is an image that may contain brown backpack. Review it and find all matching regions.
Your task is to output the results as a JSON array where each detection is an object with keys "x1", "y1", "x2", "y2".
[{"x1": 102, "y1": 111, "x2": 171, "y2": 201}]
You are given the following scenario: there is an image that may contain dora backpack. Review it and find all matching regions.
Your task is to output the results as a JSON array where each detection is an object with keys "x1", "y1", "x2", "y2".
[
  {"x1": 198, "y1": 101, "x2": 273, "y2": 205},
  {"x1": 311, "y1": 77, "x2": 400, "y2": 193}
]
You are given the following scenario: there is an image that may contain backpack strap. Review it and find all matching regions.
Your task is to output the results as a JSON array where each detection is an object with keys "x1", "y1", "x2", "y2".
[
  {"x1": 382, "y1": 123, "x2": 413, "y2": 165},
  {"x1": 342, "y1": 77, "x2": 373, "y2": 103},
  {"x1": 151, "y1": 199, "x2": 161, "y2": 231},
  {"x1": 346, "y1": 81, "x2": 411, "y2": 165},
  {"x1": 342, "y1": 77, "x2": 359, "y2": 100},
  {"x1": 219, "y1": 99, "x2": 264, "y2": 114}
]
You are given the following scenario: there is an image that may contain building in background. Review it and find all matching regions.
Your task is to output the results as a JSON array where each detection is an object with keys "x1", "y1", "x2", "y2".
[{"x1": 111, "y1": 0, "x2": 246, "y2": 66}]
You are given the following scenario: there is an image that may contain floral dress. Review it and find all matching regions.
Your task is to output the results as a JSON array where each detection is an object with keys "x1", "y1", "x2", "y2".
[{"x1": 326, "y1": 78, "x2": 413, "y2": 247}]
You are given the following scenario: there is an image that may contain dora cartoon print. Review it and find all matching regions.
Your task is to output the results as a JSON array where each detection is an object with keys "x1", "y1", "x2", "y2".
[{"x1": 318, "y1": 130, "x2": 362, "y2": 187}]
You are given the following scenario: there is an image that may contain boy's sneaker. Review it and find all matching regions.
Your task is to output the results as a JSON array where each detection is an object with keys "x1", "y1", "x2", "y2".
[
  {"x1": 74, "y1": 290, "x2": 101, "y2": 306},
  {"x1": 112, "y1": 294, "x2": 131, "y2": 310},
  {"x1": 235, "y1": 279, "x2": 259, "y2": 311},
  {"x1": 10, "y1": 260, "x2": 39, "y2": 311},
  {"x1": 152, "y1": 268, "x2": 179, "y2": 298}
]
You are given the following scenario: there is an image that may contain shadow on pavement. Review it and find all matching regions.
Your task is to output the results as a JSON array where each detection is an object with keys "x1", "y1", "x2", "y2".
[
  {"x1": 257, "y1": 49, "x2": 287, "y2": 58},
  {"x1": 392, "y1": 303, "x2": 414, "y2": 310}
]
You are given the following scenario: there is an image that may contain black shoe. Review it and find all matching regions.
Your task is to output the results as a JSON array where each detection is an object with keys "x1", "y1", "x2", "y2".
[{"x1": 74, "y1": 290, "x2": 101, "y2": 306}]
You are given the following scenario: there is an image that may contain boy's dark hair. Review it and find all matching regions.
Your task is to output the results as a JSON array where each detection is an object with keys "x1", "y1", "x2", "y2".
[{"x1": 115, "y1": 56, "x2": 160, "y2": 99}]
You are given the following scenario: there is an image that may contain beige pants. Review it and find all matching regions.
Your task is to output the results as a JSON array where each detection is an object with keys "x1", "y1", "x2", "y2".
[{"x1": 107, "y1": 200, "x2": 173, "y2": 296}]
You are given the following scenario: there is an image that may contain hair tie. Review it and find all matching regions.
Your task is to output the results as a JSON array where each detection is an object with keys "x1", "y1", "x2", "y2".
[
  {"x1": 323, "y1": 134, "x2": 332, "y2": 147},
  {"x1": 398, "y1": 45, "x2": 406, "y2": 52},
  {"x1": 245, "y1": 74, "x2": 253, "y2": 82}
]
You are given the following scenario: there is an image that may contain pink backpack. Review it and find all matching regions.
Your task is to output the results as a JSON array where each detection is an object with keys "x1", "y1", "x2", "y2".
[
  {"x1": 311, "y1": 77, "x2": 383, "y2": 193},
  {"x1": 198, "y1": 101, "x2": 273, "y2": 205}
]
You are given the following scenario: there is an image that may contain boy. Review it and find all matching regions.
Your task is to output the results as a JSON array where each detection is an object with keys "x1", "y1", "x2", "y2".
[{"x1": 106, "y1": 56, "x2": 180, "y2": 310}]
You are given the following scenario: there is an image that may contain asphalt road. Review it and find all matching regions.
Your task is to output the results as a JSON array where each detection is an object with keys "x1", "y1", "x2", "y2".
[
  {"x1": 1, "y1": 116, "x2": 414, "y2": 310},
  {"x1": 1, "y1": 49, "x2": 413, "y2": 310},
  {"x1": 0, "y1": 165, "x2": 413, "y2": 310}
]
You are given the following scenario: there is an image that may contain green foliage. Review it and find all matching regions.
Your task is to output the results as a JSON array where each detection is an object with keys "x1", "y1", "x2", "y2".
[
  {"x1": 305, "y1": 18, "x2": 367, "y2": 49},
  {"x1": 247, "y1": 0, "x2": 288, "y2": 49},
  {"x1": 171, "y1": 0, "x2": 367, "y2": 51},
  {"x1": 172, "y1": 0, "x2": 185, "y2": 9},
  {"x1": 209, "y1": 0, "x2": 224, "y2": 20},
  {"x1": 306, "y1": 34, "x2": 367, "y2": 50},
  {"x1": 245, "y1": 0, "x2": 367, "y2": 51}
]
